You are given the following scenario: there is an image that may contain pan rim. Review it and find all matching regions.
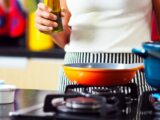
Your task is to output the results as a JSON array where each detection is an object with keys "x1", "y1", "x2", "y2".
[{"x1": 63, "y1": 63, "x2": 143, "y2": 72}]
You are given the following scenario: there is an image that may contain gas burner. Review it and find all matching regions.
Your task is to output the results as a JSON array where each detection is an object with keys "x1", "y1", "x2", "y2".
[
  {"x1": 64, "y1": 83, "x2": 139, "y2": 110},
  {"x1": 65, "y1": 83, "x2": 139, "y2": 100},
  {"x1": 44, "y1": 92, "x2": 119, "y2": 116},
  {"x1": 66, "y1": 97, "x2": 102, "y2": 110},
  {"x1": 92, "y1": 89, "x2": 114, "y2": 95},
  {"x1": 43, "y1": 83, "x2": 138, "y2": 119}
]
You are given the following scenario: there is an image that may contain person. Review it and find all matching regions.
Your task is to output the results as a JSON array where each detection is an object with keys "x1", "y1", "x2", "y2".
[{"x1": 35, "y1": 0, "x2": 160, "y2": 94}]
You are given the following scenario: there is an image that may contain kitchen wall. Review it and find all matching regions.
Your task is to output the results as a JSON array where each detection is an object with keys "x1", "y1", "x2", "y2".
[
  {"x1": 0, "y1": 57, "x2": 64, "y2": 90},
  {"x1": 0, "y1": 0, "x2": 59, "y2": 51}
]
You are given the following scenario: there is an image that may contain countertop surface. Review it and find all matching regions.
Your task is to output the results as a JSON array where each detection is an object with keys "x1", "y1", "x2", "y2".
[
  {"x1": 0, "y1": 88, "x2": 138, "y2": 120},
  {"x1": 0, "y1": 88, "x2": 159, "y2": 120},
  {"x1": 0, "y1": 88, "x2": 56, "y2": 120}
]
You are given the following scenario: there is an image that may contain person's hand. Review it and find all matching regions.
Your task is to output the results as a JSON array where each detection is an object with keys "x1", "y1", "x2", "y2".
[{"x1": 35, "y1": 3, "x2": 65, "y2": 34}]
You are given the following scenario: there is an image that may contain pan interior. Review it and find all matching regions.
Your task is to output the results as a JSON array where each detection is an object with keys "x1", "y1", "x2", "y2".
[{"x1": 63, "y1": 63, "x2": 143, "y2": 70}]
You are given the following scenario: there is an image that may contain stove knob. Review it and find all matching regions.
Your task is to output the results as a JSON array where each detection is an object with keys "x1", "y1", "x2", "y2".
[
  {"x1": 153, "y1": 102, "x2": 160, "y2": 111},
  {"x1": 150, "y1": 93, "x2": 160, "y2": 111}
]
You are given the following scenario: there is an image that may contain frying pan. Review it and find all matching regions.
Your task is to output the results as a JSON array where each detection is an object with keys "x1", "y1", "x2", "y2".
[{"x1": 63, "y1": 63, "x2": 143, "y2": 86}]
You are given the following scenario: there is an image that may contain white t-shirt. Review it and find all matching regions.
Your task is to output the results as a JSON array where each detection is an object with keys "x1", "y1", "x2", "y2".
[{"x1": 65, "y1": 0, "x2": 152, "y2": 52}]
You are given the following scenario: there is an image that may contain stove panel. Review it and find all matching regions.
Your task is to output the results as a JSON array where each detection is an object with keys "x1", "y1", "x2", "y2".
[
  {"x1": 139, "y1": 91, "x2": 160, "y2": 120},
  {"x1": 10, "y1": 83, "x2": 139, "y2": 120}
]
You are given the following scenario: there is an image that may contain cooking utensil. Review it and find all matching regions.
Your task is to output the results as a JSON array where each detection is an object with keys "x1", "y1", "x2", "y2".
[
  {"x1": 132, "y1": 41, "x2": 160, "y2": 89},
  {"x1": 63, "y1": 63, "x2": 143, "y2": 86}
]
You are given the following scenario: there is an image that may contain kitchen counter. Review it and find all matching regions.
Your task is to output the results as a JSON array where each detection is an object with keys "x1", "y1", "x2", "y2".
[
  {"x1": 0, "y1": 88, "x2": 57, "y2": 120},
  {"x1": 0, "y1": 88, "x2": 139, "y2": 120},
  {"x1": 0, "y1": 88, "x2": 159, "y2": 120}
]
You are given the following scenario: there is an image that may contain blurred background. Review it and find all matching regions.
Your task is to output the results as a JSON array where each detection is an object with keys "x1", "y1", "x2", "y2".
[
  {"x1": 0, "y1": 0, "x2": 64, "y2": 91},
  {"x1": 0, "y1": 0, "x2": 59, "y2": 51}
]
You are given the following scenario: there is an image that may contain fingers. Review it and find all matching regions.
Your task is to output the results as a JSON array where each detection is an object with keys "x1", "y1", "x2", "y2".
[
  {"x1": 35, "y1": 3, "x2": 65, "y2": 33},
  {"x1": 35, "y1": 16, "x2": 58, "y2": 32},
  {"x1": 35, "y1": 3, "x2": 57, "y2": 21},
  {"x1": 35, "y1": 15, "x2": 58, "y2": 27},
  {"x1": 61, "y1": 8, "x2": 66, "y2": 17},
  {"x1": 35, "y1": 23, "x2": 53, "y2": 32},
  {"x1": 35, "y1": 9, "x2": 57, "y2": 21},
  {"x1": 35, "y1": 3, "x2": 58, "y2": 33},
  {"x1": 38, "y1": 2, "x2": 52, "y2": 12}
]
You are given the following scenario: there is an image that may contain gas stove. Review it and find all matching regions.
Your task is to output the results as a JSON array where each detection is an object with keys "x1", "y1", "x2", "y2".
[{"x1": 10, "y1": 83, "x2": 139, "y2": 120}]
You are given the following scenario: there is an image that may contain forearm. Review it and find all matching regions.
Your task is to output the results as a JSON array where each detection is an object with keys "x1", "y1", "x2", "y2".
[{"x1": 51, "y1": 25, "x2": 71, "y2": 48}]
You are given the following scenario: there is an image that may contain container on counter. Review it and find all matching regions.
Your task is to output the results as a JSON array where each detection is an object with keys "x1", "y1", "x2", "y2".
[
  {"x1": 0, "y1": 80, "x2": 4, "y2": 85},
  {"x1": 0, "y1": 84, "x2": 16, "y2": 104}
]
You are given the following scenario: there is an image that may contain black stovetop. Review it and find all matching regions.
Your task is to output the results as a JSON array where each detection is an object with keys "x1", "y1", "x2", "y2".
[
  {"x1": 9, "y1": 83, "x2": 139, "y2": 120},
  {"x1": 6, "y1": 84, "x2": 160, "y2": 120}
]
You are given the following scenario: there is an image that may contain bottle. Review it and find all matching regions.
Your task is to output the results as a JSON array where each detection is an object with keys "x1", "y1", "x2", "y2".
[
  {"x1": 27, "y1": 12, "x2": 54, "y2": 51},
  {"x1": 43, "y1": 0, "x2": 63, "y2": 32}
]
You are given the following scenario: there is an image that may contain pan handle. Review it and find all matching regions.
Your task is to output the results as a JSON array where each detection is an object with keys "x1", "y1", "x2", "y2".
[{"x1": 132, "y1": 48, "x2": 148, "y2": 58}]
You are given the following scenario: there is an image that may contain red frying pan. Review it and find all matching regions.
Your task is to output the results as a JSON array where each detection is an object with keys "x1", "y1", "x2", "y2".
[{"x1": 63, "y1": 63, "x2": 143, "y2": 86}]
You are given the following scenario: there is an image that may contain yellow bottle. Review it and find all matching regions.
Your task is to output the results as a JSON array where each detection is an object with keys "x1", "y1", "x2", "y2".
[{"x1": 27, "y1": 12, "x2": 54, "y2": 51}]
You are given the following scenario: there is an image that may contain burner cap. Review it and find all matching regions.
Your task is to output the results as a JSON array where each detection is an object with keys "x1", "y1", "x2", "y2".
[
  {"x1": 92, "y1": 89, "x2": 112, "y2": 95},
  {"x1": 66, "y1": 97, "x2": 102, "y2": 110}
]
